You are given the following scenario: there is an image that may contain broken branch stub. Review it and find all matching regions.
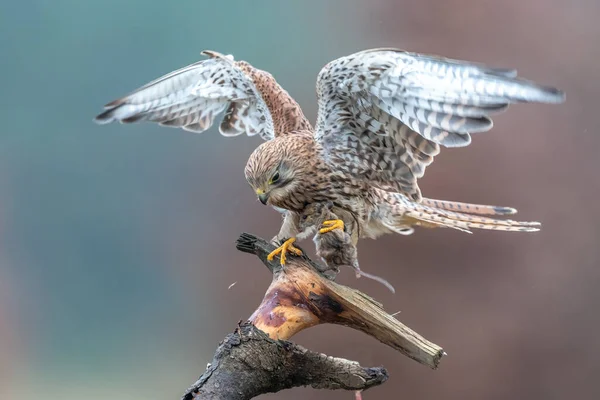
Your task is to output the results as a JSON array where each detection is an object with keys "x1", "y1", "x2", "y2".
[{"x1": 237, "y1": 232, "x2": 445, "y2": 369}]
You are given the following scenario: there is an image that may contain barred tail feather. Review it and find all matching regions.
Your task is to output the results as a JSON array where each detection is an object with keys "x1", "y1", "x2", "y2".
[
  {"x1": 420, "y1": 198, "x2": 517, "y2": 216},
  {"x1": 398, "y1": 202, "x2": 540, "y2": 233}
]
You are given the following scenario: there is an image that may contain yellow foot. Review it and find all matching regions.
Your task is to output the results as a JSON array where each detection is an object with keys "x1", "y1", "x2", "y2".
[
  {"x1": 319, "y1": 219, "x2": 344, "y2": 234},
  {"x1": 267, "y1": 237, "x2": 303, "y2": 265}
]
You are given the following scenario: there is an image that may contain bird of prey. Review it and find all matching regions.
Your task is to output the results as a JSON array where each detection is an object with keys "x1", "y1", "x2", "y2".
[{"x1": 94, "y1": 49, "x2": 565, "y2": 272}]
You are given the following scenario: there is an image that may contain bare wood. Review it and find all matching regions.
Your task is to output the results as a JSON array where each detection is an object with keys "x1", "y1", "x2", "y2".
[
  {"x1": 238, "y1": 232, "x2": 445, "y2": 369},
  {"x1": 181, "y1": 232, "x2": 444, "y2": 399},
  {"x1": 183, "y1": 322, "x2": 387, "y2": 400}
]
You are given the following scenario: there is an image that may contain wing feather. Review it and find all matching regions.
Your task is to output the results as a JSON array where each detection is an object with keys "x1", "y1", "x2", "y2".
[
  {"x1": 315, "y1": 48, "x2": 565, "y2": 200},
  {"x1": 94, "y1": 51, "x2": 275, "y2": 140}
]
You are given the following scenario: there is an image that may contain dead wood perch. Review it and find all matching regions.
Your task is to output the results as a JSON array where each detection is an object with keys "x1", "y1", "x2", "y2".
[
  {"x1": 240, "y1": 233, "x2": 444, "y2": 367},
  {"x1": 183, "y1": 322, "x2": 388, "y2": 400},
  {"x1": 183, "y1": 232, "x2": 444, "y2": 399}
]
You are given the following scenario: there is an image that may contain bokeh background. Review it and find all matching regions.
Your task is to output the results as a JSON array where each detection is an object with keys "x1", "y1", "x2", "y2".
[{"x1": 1, "y1": 0, "x2": 599, "y2": 399}]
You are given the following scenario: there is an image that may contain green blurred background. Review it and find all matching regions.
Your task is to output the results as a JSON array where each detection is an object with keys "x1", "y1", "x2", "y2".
[{"x1": 1, "y1": 1, "x2": 599, "y2": 399}]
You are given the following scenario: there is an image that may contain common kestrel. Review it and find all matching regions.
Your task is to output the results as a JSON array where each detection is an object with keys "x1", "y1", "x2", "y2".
[{"x1": 94, "y1": 49, "x2": 564, "y2": 273}]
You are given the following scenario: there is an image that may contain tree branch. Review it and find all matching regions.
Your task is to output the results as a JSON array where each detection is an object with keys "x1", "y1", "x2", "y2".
[
  {"x1": 237, "y1": 232, "x2": 444, "y2": 369},
  {"x1": 183, "y1": 322, "x2": 387, "y2": 400},
  {"x1": 182, "y1": 232, "x2": 445, "y2": 399}
]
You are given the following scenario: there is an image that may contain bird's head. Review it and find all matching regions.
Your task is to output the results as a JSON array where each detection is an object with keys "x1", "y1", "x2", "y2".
[{"x1": 244, "y1": 138, "x2": 305, "y2": 206}]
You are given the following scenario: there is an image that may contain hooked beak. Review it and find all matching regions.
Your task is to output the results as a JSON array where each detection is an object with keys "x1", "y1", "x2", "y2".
[
  {"x1": 258, "y1": 193, "x2": 269, "y2": 205},
  {"x1": 256, "y1": 189, "x2": 269, "y2": 205}
]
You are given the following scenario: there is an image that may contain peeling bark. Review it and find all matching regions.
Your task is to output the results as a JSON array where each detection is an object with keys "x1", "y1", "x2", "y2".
[{"x1": 183, "y1": 323, "x2": 388, "y2": 400}]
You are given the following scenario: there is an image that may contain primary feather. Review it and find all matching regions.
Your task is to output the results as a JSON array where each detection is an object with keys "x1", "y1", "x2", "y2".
[
  {"x1": 95, "y1": 51, "x2": 278, "y2": 140},
  {"x1": 315, "y1": 48, "x2": 565, "y2": 200}
]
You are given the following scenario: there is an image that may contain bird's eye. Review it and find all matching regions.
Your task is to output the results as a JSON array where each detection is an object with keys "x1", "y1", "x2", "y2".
[{"x1": 270, "y1": 171, "x2": 280, "y2": 184}]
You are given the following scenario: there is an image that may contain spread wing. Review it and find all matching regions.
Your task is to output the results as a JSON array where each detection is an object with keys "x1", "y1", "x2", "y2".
[
  {"x1": 315, "y1": 48, "x2": 565, "y2": 201},
  {"x1": 94, "y1": 51, "x2": 276, "y2": 140}
]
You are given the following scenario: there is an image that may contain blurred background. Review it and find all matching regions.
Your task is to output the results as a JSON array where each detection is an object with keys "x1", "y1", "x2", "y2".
[{"x1": 1, "y1": 0, "x2": 599, "y2": 399}]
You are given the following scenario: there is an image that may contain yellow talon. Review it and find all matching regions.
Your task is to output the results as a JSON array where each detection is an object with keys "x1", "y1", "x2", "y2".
[
  {"x1": 319, "y1": 219, "x2": 344, "y2": 234},
  {"x1": 267, "y1": 237, "x2": 302, "y2": 265}
]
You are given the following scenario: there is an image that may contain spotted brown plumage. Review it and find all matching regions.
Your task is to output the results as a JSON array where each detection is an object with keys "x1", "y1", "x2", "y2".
[{"x1": 94, "y1": 49, "x2": 565, "y2": 269}]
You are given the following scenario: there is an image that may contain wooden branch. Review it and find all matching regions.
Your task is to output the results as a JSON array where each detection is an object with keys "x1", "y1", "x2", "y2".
[
  {"x1": 238, "y1": 232, "x2": 445, "y2": 369},
  {"x1": 183, "y1": 322, "x2": 387, "y2": 400},
  {"x1": 183, "y1": 232, "x2": 445, "y2": 399}
]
